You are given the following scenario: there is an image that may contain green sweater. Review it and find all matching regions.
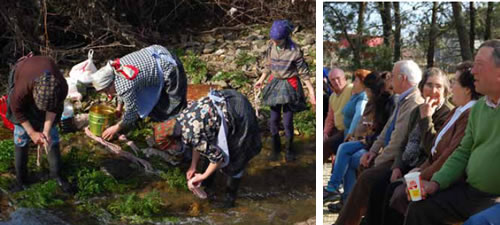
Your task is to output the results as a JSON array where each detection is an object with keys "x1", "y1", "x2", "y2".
[{"x1": 432, "y1": 98, "x2": 500, "y2": 195}]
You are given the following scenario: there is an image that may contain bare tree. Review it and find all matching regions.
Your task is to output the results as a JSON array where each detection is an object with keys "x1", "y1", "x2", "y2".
[
  {"x1": 485, "y1": 2, "x2": 493, "y2": 40},
  {"x1": 377, "y1": 2, "x2": 392, "y2": 47},
  {"x1": 427, "y1": 2, "x2": 439, "y2": 68},
  {"x1": 393, "y1": 2, "x2": 401, "y2": 62},
  {"x1": 469, "y1": 2, "x2": 475, "y2": 54},
  {"x1": 328, "y1": 4, "x2": 361, "y2": 68},
  {"x1": 451, "y1": 2, "x2": 473, "y2": 61},
  {"x1": 353, "y1": 2, "x2": 366, "y2": 68}
]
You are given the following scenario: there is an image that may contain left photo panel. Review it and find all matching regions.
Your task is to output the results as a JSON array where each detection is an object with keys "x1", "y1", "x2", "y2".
[{"x1": 0, "y1": 1, "x2": 317, "y2": 225}]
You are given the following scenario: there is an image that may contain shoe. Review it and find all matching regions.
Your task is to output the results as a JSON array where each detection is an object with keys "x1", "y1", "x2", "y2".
[
  {"x1": 269, "y1": 134, "x2": 281, "y2": 161},
  {"x1": 56, "y1": 177, "x2": 73, "y2": 193},
  {"x1": 285, "y1": 136, "x2": 296, "y2": 162},
  {"x1": 213, "y1": 177, "x2": 241, "y2": 208},
  {"x1": 9, "y1": 182, "x2": 28, "y2": 193},
  {"x1": 327, "y1": 202, "x2": 343, "y2": 213},
  {"x1": 323, "y1": 187, "x2": 341, "y2": 203}
]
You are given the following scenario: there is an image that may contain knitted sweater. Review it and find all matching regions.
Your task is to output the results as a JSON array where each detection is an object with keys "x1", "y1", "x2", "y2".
[{"x1": 432, "y1": 98, "x2": 500, "y2": 195}]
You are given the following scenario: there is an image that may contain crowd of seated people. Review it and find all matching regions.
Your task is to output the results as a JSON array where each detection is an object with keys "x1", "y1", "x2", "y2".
[{"x1": 324, "y1": 39, "x2": 500, "y2": 225}]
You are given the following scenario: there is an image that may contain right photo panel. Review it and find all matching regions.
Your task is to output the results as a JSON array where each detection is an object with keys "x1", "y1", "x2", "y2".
[{"x1": 323, "y1": 2, "x2": 500, "y2": 225}]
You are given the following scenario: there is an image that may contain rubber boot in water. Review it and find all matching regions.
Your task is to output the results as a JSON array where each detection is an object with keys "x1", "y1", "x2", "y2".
[
  {"x1": 214, "y1": 176, "x2": 241, "y2": 208},
  {"x1": 268, "y1": 134, "x2": 281, "y2": 161},
  {"x1": 13, "y1": 145, "x2": 29, "y2": 192},
  {"x1": 285, "y1": 136, "x2": 296, "y2": 162}
]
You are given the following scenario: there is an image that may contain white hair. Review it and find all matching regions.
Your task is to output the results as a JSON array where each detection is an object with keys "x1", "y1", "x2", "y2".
[{"x1": 395, "y1": 60, "x2": 422, "y2": 85}]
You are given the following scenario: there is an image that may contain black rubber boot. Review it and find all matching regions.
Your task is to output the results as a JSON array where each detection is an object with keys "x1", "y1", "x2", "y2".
[
  {"x1": 268, "y1": 134, "x2": 281, "y2": 161},
  {"x1": 214, "y1": 176, "x2": 241, "y2": 208},
  {"x1": 13, "y1": 145, "x2": 29, "y2": 191},
  {"x1": 285, "y1": 136, "x2": 296, "y2": 162},
  {"x1": 48, "y1": 143, "x2": 72, "y2": 193}
]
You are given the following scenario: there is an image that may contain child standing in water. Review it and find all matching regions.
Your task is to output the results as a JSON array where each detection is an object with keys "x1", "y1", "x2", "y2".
[{"x1": 255, "y1": 20, "x2": 316, "y2": 162}]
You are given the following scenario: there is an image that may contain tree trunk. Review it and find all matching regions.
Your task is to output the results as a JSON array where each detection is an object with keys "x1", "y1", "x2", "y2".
[
  {"x1": 485, "y1": 2, "x2": 493, "y2": 40},
  {"x1": 393, "y1": 2, "x2": 401, "y2": 62},
  {"x1": 377, "y1": 2, "x2": 392, "y2": 47},
  {"x1": 469, "y1": 2, "x2": 475, "y2": 55},
  {"x1": 451, "y1": 2, "x2": 473, "y2": 61},
  {"x1": 427, "y1": 2, "x2": 438, "y2": 68},
  {"x1": 353, "y1": 2, "x2": 366, "y2": 68}
]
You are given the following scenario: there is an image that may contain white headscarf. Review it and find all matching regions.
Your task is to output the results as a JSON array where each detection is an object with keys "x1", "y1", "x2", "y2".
[{"x1": 91, "y1": 61, "x2": 115, "y2": 91}]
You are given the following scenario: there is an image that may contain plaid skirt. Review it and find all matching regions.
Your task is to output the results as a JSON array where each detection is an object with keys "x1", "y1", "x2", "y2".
[
  {"x1": 261, "y1": 76, "x2": 307, "y2": 113},
  {"x1": 220, "y1": 89, "x2": 262, "y2": 176}
]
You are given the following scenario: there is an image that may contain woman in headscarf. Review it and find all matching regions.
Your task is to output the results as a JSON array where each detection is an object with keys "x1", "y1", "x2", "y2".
[
  {"x1": 91, "y1": 45, "x2": 187, "y2": 140},
  {"x1": 154, "y1": 89, "x2": 261, "y2": 208},
  {"x1": 6, "y1": 54, "x2": 71, "y2": 192},
  {"x1": 255, "y1": 20, "x2": 316, "y2": 162}
]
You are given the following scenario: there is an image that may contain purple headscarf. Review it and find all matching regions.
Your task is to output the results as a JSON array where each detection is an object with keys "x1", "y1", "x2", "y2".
[{"x1": 270, "y1": 20, "x2": 296, "y2": 50}]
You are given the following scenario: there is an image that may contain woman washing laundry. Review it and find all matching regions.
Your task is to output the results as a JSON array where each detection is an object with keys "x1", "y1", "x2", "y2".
[
  {"x1": 154, "y1": 89, "x2": 261, "y2": 208},
  {"x1": 91, "y1": 45, "x2": 187, "y2": 140}
]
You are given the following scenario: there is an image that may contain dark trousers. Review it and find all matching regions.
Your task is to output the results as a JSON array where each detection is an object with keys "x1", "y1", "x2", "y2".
[
  {"x1": 381, "y1": 181, "x2": 406, "y2": 225},
  {"x1": 404, "y1": 182, "x2": 499, "y2": 225},
  {"x1": 335, "y1": 161, "x2": 392, "y2": 225},
  {"x1": 270, "y1": 104, "x2": 293, "y2": 138},
  {"x1": 366, "y1": 167, "x2": 393, "y2": 225},
  {"x1": 323, "y1": 131, "x2": 344, "y2": 163},
  {"x1": 15, "y1": 143, "x2": 62, "y2": 184}
]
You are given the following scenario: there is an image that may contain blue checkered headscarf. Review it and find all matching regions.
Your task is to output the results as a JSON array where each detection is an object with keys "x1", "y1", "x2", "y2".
[{"x1": 270, "y1": 20, "x2": 296, "y2": 50}]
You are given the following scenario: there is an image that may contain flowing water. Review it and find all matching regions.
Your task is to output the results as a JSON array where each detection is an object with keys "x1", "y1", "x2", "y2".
[
  {"x1": 0, "y1": 136, "x2": 315, "y2": 225},
  {"x1": 0, "y1": 85, "x2": 315, "y2": 225}
]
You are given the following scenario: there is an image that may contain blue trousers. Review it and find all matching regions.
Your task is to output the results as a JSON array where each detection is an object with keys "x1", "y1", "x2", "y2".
[
  {"x1": 14, "y1": 124, "x2": 59, "y2": 147},
  {"x1": 326, "y1": 141, "x2": 367, "y2": 200},
  {"x1": 464, "y1": 204, "x2": 500, "y2": 225}
]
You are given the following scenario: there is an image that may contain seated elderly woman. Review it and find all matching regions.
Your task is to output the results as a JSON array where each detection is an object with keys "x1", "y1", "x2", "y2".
[
  {"x1": 91, "y1": 45, "x2": 187, "y2": 140},
  {"x1": 379, "y1": 62, "x2": 482, "y2": 225},
  {"x1": 153, "y1": 89, "x2": 261, "y2": 208}
]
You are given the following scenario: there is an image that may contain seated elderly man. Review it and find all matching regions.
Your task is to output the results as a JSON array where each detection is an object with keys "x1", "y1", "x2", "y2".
[
  {"x1": 91, "y1": 45, "x2": 187, "y2": 140},
  {"x1": 334, "y1": 60, "x2": 424, "y2": 225},
  {"x1": 404, "y1": 39, "x2": 500, "y2": 225},
  {"x1": 323, "y1": 68, "x2": 353, "y2": 163}
]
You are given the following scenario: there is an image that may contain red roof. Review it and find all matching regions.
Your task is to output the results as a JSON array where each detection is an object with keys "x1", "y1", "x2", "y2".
[{"x1": 339, "y1": 36, "x2": 384, "y2": 48}]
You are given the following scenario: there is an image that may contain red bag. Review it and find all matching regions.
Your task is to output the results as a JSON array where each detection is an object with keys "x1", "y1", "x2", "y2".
[{"x1": 0, "y1": 95, "x2": 14, "y2": 131}]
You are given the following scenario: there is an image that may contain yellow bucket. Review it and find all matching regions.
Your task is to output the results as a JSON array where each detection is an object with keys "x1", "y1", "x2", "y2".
[{"x1": 89, "y1": 104, "x2": 115, "y2": 136}]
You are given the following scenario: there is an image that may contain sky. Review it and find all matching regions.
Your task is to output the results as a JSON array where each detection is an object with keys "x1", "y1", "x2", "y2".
[{"x1": 323, "y1": 2, "x2": 429, "y2": 43}]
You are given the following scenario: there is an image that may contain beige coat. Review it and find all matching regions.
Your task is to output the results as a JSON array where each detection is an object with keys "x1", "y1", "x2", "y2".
[{"x1": 370, "y1": 87, "x2": 424, "y2": 166}]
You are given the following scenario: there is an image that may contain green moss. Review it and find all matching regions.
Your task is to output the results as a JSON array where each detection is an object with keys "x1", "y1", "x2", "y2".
[
  {"x1": 107, "y1": 190, "x2": 163, "y2": 223},
  {"x1": 182, "y1": 51, "x2": 208, "y2": 84},
  {"x1": 76, "y1": 168, "x2": 120, "y2": 199},
  {"x1": 62, "y1": 146, "x2": 97, "y2": 178},
  {"x1": 235, "y1": 51, "x2": 257, "y2": 66},
  {"x1": 212, "y1": 71, "x2": 249, "y2": 89},
  {"x1": 159, "y1": 167, "x2": 187, "y2": 190},
  {"x1": 0, "y1": 176, "x2": 13, "y2": 190},
  {"x1": 14, "y1": 180, "x2": 65, "y2": 208},
  {"x1": 0, "y1": 139, "x2": 14, "y2": 173},
  {"x1": 293, "y1": 105, "x2": 315, "y2": 136}
]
